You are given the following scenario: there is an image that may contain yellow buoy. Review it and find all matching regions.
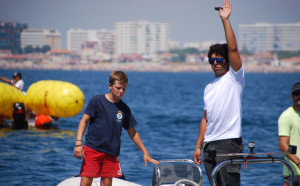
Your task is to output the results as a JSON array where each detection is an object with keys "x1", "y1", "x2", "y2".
[
  {"x1": 0, "y1": 82, "x2": 26, "y2": 119},
  {"x1": 26, "y1": 80, "x2": 84, "y2": 118}
]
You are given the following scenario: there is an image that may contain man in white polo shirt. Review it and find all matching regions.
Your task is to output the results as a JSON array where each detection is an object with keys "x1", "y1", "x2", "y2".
[{"x1": 193, "y1": 0, "x2": 245, "y2": 185}]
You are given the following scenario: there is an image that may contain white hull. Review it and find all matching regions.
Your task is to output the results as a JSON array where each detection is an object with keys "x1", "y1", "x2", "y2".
[
  {"x1": 58, "y1": 159, "x2": 203, "y2": 186},
  {"x1": 57, "y1": 177, "x2": 142, "y2": 186}
]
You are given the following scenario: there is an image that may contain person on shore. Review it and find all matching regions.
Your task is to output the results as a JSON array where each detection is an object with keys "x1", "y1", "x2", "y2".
[
  {"x1": 74, "y1": 71, "x2": 158, "y2": 186},
  {"x1": 193, "y1": 0, "x2": 245, "y2": 185},
  {"x1": 278, "y1": 82, "x2": 300, "y2": 186},
  {"x1": 0, "y1": 72, "x2": 24, "y2": 91}
]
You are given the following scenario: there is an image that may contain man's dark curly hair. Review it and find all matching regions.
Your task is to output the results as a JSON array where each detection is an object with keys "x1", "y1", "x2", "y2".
[{"x1": 207, "y1": 43, "x2": 229, "y2": 65}]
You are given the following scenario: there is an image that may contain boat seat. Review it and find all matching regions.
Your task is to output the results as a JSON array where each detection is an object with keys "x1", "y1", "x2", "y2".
[{"x1": 151, "y1": 159, "x2": 203, "y2": 186}]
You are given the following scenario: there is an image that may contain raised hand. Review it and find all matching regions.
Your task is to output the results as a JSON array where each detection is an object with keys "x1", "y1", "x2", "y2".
[{"x1": 219, "y1": 0, "x2": 232, "y2": 20}]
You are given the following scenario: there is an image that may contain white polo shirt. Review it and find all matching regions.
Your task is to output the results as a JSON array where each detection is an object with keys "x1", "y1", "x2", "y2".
[{"x1": 203, "y1": 65, "x2": 245, "y2": 142}]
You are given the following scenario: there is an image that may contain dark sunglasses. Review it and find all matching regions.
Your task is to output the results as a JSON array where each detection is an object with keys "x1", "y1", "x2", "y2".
[
  {"x1": 292, "y1": 90, "x2": 300, "y2": 96},
  {"x1": 208, "y1": 58, "x2": 224, "y2": 64}
]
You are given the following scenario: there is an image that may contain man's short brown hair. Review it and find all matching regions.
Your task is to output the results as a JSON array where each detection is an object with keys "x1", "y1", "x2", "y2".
[{"x1": 109, "y1": 71, "x2": 128, "y2": 85}]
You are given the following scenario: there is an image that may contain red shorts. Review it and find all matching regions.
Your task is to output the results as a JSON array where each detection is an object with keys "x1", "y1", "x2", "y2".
[{"x1": 79, "y1": 145, "x2": 122, "y2": 178}]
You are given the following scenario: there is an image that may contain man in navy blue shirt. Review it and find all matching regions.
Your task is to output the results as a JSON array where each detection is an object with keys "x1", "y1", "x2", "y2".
[{"x1": 74, "y1": 71, "x2": 158, "y2": 186}]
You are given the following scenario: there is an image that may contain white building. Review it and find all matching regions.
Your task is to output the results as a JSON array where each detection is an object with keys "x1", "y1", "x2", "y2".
[
  {"x1": 239, "y1": 22, "x2": 300, "y2": 53},
  {"x1": 21, "y1": 28, "x2": 61, "y2": 50},
  {"x1": 67, "y1": 29, "x2": 90, "y2": 51},
  {"x1": 168, "y1": 40, "x2": 180, "y2": 50},
  {"x1": 115, "y1": 21, "x2": 169, "y2": 58},
  {"x1": 183, "y1": 40, "x2": 226, "y2": 51},
  {"x1": 96, "y1": 29, "x2": 115, "y2": 54},
  {"x1": 67, "y1": 29, "x2": 114, "y2": 53},
  {"x1": 114, "y1": 22, "x2": 137, "y2": 55}
]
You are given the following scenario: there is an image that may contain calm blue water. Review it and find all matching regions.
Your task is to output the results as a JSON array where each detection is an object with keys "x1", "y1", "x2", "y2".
[{"x1": 0, "y1": 69, "x2": 299, "y2": 186}]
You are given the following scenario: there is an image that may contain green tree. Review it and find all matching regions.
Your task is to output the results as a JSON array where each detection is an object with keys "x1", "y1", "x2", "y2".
[
  {"x1": 17, "y1": 47, "x2": 24, "y2": 54},
  {"x1": 24, "y1": 45, "x2": 34, "y2": 54},
  {"x1": 42, "y1": 45, "x2": 51, "y2": 53},
  {"x1": 276, "y1": 51, "x2": 300, "y2": 59},
  {"x1": 183, "y1": 47, "x2": 199, "y2": 54},
  {"x1": 35, "y1": 46, "x2": 42, "y2": 53},
  {"x1": 240, "y1": 49, "x2": 252, "y2": 55},
  {"x1": 169, "y1": 48, "x2": 201, "y2": 62},
  {"x1": 170, "y1": 49, "x2": 185, "y2": 62}
]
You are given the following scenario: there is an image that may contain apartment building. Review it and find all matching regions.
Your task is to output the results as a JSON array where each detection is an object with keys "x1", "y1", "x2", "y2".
[
  {"x1": 96, "y1": 29, "x2": 115, "y2": 54},
  {"x1": 67, "y1": 29, "x2": 114, "y2": 53},
  {"x1": 115, "y1": 21, "x2": 169, "y2": 57},
  {"x1": 0, "y1": 21, "x2": 28, "y2": 53},
  {"x1": 21, "y1": 28, "x2": 61, "y2": 50},
  {"x1": 239, "y1": 22, "x2": 300, "y2": 53}
]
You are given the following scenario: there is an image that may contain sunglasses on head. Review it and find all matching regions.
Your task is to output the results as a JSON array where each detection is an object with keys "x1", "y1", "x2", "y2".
[{"x1": 208, "y1": 58, "x2": 224, "y2": 64}]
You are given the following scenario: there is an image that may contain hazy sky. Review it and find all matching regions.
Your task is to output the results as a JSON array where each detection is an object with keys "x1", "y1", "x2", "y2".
[{"x1": 1, "y1": 0, "x2": 299, "y2": 48}]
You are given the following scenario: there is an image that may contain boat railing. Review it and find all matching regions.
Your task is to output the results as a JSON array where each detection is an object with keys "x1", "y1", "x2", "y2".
[{"x1": 209, "y1": 142, "x2": 297, "y2": 186}]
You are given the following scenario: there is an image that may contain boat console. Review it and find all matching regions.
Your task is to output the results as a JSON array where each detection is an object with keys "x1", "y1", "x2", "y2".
[{"x1": 152, "y1": 159, "x2": 203, "y2": 186}]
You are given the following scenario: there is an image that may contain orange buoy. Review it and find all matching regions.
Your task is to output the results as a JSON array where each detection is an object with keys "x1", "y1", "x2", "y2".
[{"x1": 35, "y1": 114, "x2": 52, "y2": 129}]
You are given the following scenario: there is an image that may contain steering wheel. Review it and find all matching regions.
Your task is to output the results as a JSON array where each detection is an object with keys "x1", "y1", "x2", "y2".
[{"x1": 174, "y1": 179, "x2": 199, "y2": 186}]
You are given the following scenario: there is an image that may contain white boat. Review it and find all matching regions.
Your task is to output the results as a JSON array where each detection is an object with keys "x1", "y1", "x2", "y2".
[
  {"x1": 58, "y1": 159, "x2": 203, "y2": 186},
  {"x1": 58, "y1": 144, "x2": 298, "y2": 186},
  {"x1": 58, "y1": 177, "x2": 142, "y2": 186}
]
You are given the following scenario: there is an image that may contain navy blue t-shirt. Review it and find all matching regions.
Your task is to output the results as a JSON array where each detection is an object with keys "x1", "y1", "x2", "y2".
[{"x1": 84, "y1": 95, "x2": 137, "y2": 156}]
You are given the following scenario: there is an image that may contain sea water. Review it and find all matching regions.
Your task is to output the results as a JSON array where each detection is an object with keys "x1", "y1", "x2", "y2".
[{"x1": 0, "y1": 69, "x2": 299, "y2": 186}]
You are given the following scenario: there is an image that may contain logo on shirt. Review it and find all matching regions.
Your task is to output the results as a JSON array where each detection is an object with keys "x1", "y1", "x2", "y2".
[{"x1": 116, "y1": 111, "x2": 123, "y2": 122}]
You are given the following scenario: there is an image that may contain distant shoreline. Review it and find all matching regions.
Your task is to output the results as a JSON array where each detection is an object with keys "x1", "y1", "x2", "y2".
[{"x1": 0, "y1": 60, "x2": 300, "y2": 73}]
